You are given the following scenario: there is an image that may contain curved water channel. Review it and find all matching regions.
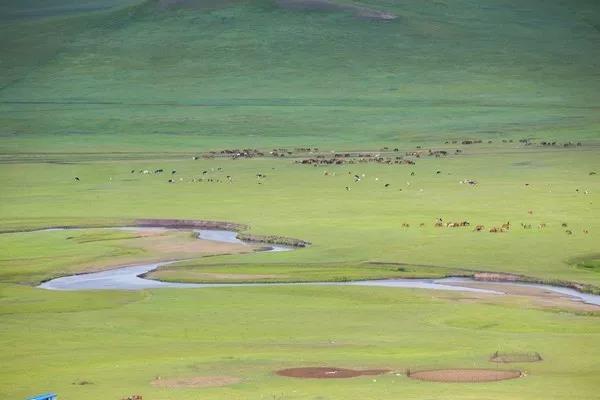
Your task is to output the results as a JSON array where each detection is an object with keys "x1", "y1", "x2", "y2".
[{"x1": 29, "y1": 227, "x2": 600, "y2": 306}]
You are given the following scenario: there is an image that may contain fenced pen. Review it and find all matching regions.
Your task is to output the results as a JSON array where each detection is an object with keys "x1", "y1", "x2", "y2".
[{"x1": 490, "y1": 351, "x2": 543, "y2": 363}]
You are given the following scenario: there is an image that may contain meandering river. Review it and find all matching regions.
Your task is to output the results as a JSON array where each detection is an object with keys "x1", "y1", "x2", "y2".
[{"x1": 17, "y1": 226, "x2": 597, "y2": 306}]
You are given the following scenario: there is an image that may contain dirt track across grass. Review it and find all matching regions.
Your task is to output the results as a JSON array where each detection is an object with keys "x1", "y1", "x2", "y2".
[
  {"x1": 408, "y1": 368, "x2": 522, "y2": 382},
  {"x1": 150, "y1": 376, "x2": 241, "y2": 388},
  {"x1": 276, "y1": 367, "x2": 389, "y2": 379}
]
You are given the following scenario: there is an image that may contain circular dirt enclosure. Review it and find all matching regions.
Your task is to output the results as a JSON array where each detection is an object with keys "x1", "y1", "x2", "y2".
[
  {"x1": 408, "y1": 369, "x2": 522, "y2": 383},
  {"x1": 276, "y1": 367, "x2": 389, "y2": 379}
]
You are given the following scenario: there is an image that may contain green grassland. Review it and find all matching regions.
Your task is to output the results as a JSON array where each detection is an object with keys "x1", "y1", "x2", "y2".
[
  {"x1": 1, "y1": 0, "x2": 600, "y2": 399},
  {"x1": 1, "y1": 145, "x2": 598, "y2": 287},
  {"x1": 1, "y1": 144, "x2": 599, "y2": 400},
  {"x1": 1, "y1": 284, "x2": 600, "y2": 400},
  {"x1": 1, "y1": 145, "x2": 598, "y2": 399}
]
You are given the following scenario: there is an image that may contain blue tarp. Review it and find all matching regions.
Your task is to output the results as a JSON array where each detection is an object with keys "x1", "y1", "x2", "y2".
[{"x1": 27, "y1": 393, "x2": 57, "y2": 400}]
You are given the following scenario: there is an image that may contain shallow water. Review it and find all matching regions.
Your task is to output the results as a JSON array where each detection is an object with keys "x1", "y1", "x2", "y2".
[
  {"x1": 38, "y1": 259, "x2": 502, "y2": 293},
  {"x1": 195, "y1": 229, "x2": 243, "y2": 244},
  {"x1": 30, "y1": 226, "x2": 600, "y2": 306}
]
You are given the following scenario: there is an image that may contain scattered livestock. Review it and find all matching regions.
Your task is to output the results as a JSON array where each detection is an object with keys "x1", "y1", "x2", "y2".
[
  {"x1": 445, "y1": 221, "x2": 470, "y2": 228},
  {"x1": 461, "y1": 140, "x2": 483, "y2": 145},
  {"x1": 203, "y1": 148, "x2": 265, "y2": 159},
  {"x1": 297, "y1": 148, "x2": 450, "y2": 167},
  {"x1": 297, "y1": 154, "x2": 415, "y2": 166},
  {"x1": 74, "y1": 177, "x2": 80, "y2": 181},
  {"x1": 433, "y1": 218, "x2": 469, "y2": 228},
  {"x1": 405, "y1": 149, "x2": 448, "y2": 158},
  {"x1": 534, "y1": 140, "x2": 583, "y2": 148},
  {"x1": 202, "y1": 145, "x2": 460, "y2": 168},
  {"x1": 200, "y1": 140, "x2": 588, "y2": 167}
]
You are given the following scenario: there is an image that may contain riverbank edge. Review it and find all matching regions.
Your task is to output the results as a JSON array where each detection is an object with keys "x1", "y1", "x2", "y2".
[{"x1": 3, "y1": 219, "x2": 598, "y2": 295}]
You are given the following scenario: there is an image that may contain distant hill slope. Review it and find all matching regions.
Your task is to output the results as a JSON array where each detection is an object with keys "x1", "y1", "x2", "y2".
[{"x1": 1, "y1": 0, "x2": 599, "y2": 152}]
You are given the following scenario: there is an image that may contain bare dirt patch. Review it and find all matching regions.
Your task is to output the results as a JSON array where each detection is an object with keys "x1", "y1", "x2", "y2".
[
  {"x1": 135, "y1": 232, "x2": 251, "y2": 255},
  {"x1": 151, "y1": 376, "x2": 241, "y2": 388},
  {"x1": 443, "y1": 281, "x2": 599, "y2": 312},
  {"x1": 276, "y1": 367, "x2": 389, "y2": 379},
  {"x1": 75, "y1": 231, "x2": 253, "y2": 275},
  {"x1": 276, "y1": 0, "x2": 397, "y2": 20},
  {"x1": 408, "y1": 368, "x2": 522, "y2": 383},
  {"x1": 490, "y1": 352, "x2": 542, "y2": 363}
]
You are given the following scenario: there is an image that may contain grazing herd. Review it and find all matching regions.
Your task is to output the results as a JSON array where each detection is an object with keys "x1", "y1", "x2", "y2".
[
  {"x1": 444, "y1": 138, "x2": 584, "y2": 148},
  {"x1": 396, "y1": 218, "x2": 591, "y2": 235},
  {"x1": 203, "y1": 148, "x2": 265, "y2": 159},
  {"x1": 69, "y1": 142, "x2": 594, "y2": 238},
  {"x1": 296, "y1": 148, "x2": 452, "y2": 167}
]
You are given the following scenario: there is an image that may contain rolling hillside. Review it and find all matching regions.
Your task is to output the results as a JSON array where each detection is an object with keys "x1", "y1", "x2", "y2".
[{"x1": 1, "y1": 0, "x2": 599, "y2": 152}]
